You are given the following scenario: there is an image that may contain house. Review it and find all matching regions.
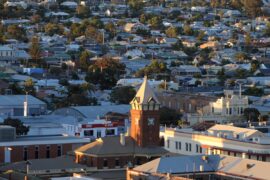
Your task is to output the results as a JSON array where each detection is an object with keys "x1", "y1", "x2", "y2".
[
  {"x1": 0, "y1": 95, "x2": 47, "y2": 117},
  {"x1": 74, "y1": 77, "x2": 168, "y2": 169},
  {"x1": 127, "y1": 155, "x2": 270, "y2": 180},
  {"x1": 60, "y1": 1, "x2": 78, "y2": 9},
  {"x1": 124, "y1": 23, "x2": 149, "y2": 33},
  {"x1": 0, "y1": 45, "x2": 30, "y2": 63},
  {"x1": 0, "y1": 125, "x2": 90, "y2": 164},
  {"x1": 209, "y1": 90, "x2": 249, "y2": 116},
  {"x1": 161, "y1": 124, "x2": 270, "y2": 162},
  {"x1": 171, "y1": 65, "x2": 201, "y2": 77}
]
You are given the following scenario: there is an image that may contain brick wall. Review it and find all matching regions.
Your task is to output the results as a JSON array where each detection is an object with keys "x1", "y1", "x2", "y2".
[{"x1": 0, "y1": 143, "x2": 75, "y2": 163}]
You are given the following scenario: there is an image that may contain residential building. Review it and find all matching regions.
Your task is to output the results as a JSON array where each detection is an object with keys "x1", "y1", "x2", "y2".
[
  {"x1": 0, "y1": 95, "x2": 47, "y2": 117},
  {"x1": 161, "y1": 124, "x2": 270, "y2": 162},
  {"x1": 127, "y1": 155, "x2": 270, "y2": 180},
  {"x1": 74, "y1": 77, "x2": 168, "y2": 169},
  {"x1": 209, "y1": 90, "x2": 249, "y2": 116},
  {"x1": 0, "y1": 126, "x2": 90, "y2": 163}
]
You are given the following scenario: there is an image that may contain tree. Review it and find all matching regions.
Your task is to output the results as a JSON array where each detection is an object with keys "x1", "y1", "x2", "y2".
[
  {"x1": 29, "y1": 36, "x2": 41, "y2": 66},
  {"x1": 242, "y1": 0, "x2": 263, "y2": 18},
  {"x1": 148, "y1": 16, "x2": 163, "y2": 29},
  {"x1": 3, "y1": 118, "x2": 29, "y2": 135},
  {"x1": 110, "y1": 86, "x2": 136, "y2": 104},
  {"x1": 79, "y1": 50, "x2": 91, "y2": 71},
  {"x1": 250, "y1": 60, "x2": 260, "y2": 73},
  {"x1": 76, "y1": 5, "x2": 91, "y2": 18},
  {"x1": 86, "y1": 56, "x2": 126, "y2": 89},
  {"x1": 160, "y1": 107, "x2": 181, "y2": 125},
  {"x1": 243, "y1": 86, "x2": 264, "y2": 96},
  {"x1": 196, "y1": 30, "x2": 205, "y2": 41},
  {"x1": 244, "y1": 32, "x2": 252, "y2": 52},
  {"x1": 44, "y1": 23, "x2": 64, "y2": 36},
  {"x1": 264, "y1": 23, "x2": 270, "y2": 37},
  {"x1": 104, "y1": 22, "x2": 116, "y2": 38},
  {"x1": 217, "y1": 68, "x2": 226, "y2": 85},
  {"x1": 24, "y1": 78, "x2": 35, "y2": 95},
  {"x1": 135, "y1": 60, "x2": 168, "y2": 78},
  {"x1": 235, "y1": 52, "x2": 248, "y2": 62},
  {"x1": 244, "y1": 108, "x2": 260, "y2": 122},
  {"x1": 183, "y1": 24, "x2": 194, "y2": 36},
  {"x1": 7, "y1": 25, "x2": 27, "y2": 42},
  {"x1": 128, "y1": 0, "x2": 144, "y2": 17},
  {"x1": 165, "y1": 27, "x2": 179, "y2": 38}
]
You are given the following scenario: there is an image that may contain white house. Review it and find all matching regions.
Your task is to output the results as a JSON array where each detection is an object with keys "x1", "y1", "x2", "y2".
[
  {"x1": 161, "y1": 124, "x2": 270, "y2": 162},
  {"x1": 209, "y1": 90, "x2": 249, "y2": 116}
]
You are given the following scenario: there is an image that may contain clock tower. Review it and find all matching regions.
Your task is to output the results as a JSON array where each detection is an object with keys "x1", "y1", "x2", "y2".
[{"x1": 130, "y1": 76, "x2": 161, "y2": 147}]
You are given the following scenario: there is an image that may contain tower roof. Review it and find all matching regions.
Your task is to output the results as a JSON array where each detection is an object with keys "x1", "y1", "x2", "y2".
[{"x1": 130, "y1": 76, "x2": 160, "y2": 105}]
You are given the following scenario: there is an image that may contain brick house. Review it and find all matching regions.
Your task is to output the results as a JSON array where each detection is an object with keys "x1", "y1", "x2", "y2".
[{"x1": 74, "y1": 77, "x2": 168, "y2": 169}]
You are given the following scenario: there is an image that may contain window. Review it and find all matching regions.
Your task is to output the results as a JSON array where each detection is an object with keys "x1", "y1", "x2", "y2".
[
  {"x1": 84, "y1": 130, "x2": 94, "y2": 136},
  {"x1": 200, "y1": 147, "x2": 202, "y2": 153},
  {"x1": 185, "y1": 143, "x2": 188, "y2": 151},
  {"x1": 167, "y1": 140, "x2": 170, "y2": 148},
  {"x1": 35, "y1": 146, "x2": 39, "y2": 159},
  {"x1": 103, "y1": 159, "x2": 108, "y2": 167},
  {"x1": 178, "y1": 142, "x2": 181, "y2": 150},
  {"x1": 106, "y1": 129, "x2": 115, "y2": 136},
  {"x1": 189, "y1": 143, "x2": 192, "y2": 152},
  {"x1": 23, "y1": 147, "x2": 28, "y2": 161},
  {"x1": 57, "y1": 145, "x2": 62, "y2": 156},
  {"x1": 196, "y1": 144, "x2": 199, "y2": 153},
  {"x1": 46, "y1": 146, "x2": 50, "y2": 158},
  {"x1": 97, "y1": 130, "x2": 102, "y2": 138},
  {"x1": 175, "y1": 141, "x2": 178, "y2": 149},
  {"x1": 115, "y1": 158, "x2": 120, "y2": 167}
]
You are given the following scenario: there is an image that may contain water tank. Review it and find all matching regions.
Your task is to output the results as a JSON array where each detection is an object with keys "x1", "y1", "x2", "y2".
[{"x1": 0, "y1": 126, "x2": 16, "y2": 141}]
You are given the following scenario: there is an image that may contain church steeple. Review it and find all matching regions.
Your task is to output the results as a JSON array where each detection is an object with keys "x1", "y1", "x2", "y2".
[
  {"x1": 130, "y1": 76, "x2": 161, "y2": 147},
  {"x1": 130, "y1": 76, "x2": 160, "y2": 111}
]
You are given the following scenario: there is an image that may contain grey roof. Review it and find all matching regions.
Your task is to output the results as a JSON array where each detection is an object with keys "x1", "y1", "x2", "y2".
[
  {"x1": 134, "y1": 155, "x2": 270, "y2": 179},
  {"x1": 0, "y1": 95, "x2": 46, "y2": 106},
  {"x1": 68, "y1": 105, "x2": 130, "y2": 119},
  {"x1": 75, "y1": 136, "x2": 168, "y2": 157},
  {"x1": 0, "y1": 156, "x2": 86, "y2": 172}
]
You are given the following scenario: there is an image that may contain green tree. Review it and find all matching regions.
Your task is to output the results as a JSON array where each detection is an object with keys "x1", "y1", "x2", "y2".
[
  {"x1": 128, "y1": 0, "x2": 144, "y2": 17},
  {"x1": 264, "y1": 23, "x2": 270, "y2": 37},
  {"x1": 148, "y1": 16, "x2": 163, "y2": 29},
  {"x1": 165, "y1": 27, "x2": 179, "y2": 38},
  {"x1": 242, "y1": 0, "x2": 263, "y2": 17},
  {"x1": 243, "y1": 86, "x2": 264, "y2": 96},
  {"x1": 29, "y1": 36, "x2": 41, "y2": 66},
  {"x1": 244, "y1": 108, "x2": 260, "y2": 122},
  {"x1": 3, "y1": 118, "x2": 29, "y2": 135},
  {"x1": 79, "y1": 50, "x2": 91, "y2": 71},
  {"x1": 24, "y1": 78, "x2": 35, "y2": 95},
  {"x1": 110, "y1": 86, "x2": 136, "y2": 104},
  {"x1": 135, "y1": 60, "x2": 168, "y2": 78},
  {"x1": 86, "y1": 56, "x2": 126, "y2": 89},
  {"x1": 76, "y1": 5, "x2": 91, "y2": 18},
  {"x1": 104, "y1": 22, "x2": 116, "y2": 38},
  {"x1": 7, "y1": 25, "x2": 27, "y2": 41},
  {"x1": 183, "y1": 24, "x2": 194, "y2": 36},
  {"x1": 44, "y1": 23, "x2": 64, "y2": 36},
  {"x1": 160, "y1": 107, "x2": 181, "y2": 125}
]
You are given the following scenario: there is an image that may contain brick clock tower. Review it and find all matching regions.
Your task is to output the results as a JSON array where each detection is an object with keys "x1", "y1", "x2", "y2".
[{"x1": 130, "y1": 76, "x2": 161, "y2": 147}]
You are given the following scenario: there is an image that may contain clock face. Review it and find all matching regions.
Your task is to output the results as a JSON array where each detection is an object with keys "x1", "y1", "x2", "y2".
[{"x1": 148, "y1": 118, "x2": 155, "y2": 126}]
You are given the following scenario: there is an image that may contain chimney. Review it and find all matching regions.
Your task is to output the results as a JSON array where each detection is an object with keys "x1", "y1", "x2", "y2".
[
  {"x1": 120, "y1": 133, "x2": 125, "y2": 146},
  {"x1": 24, "y1": 92, "x2": 28, "y2": 117},
  {"x1": 199, "y1": 165, "x2": 204, "y2": 172},
  {"x1": 24, "y1": 101, "x2": 28, "y2": 117}
]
